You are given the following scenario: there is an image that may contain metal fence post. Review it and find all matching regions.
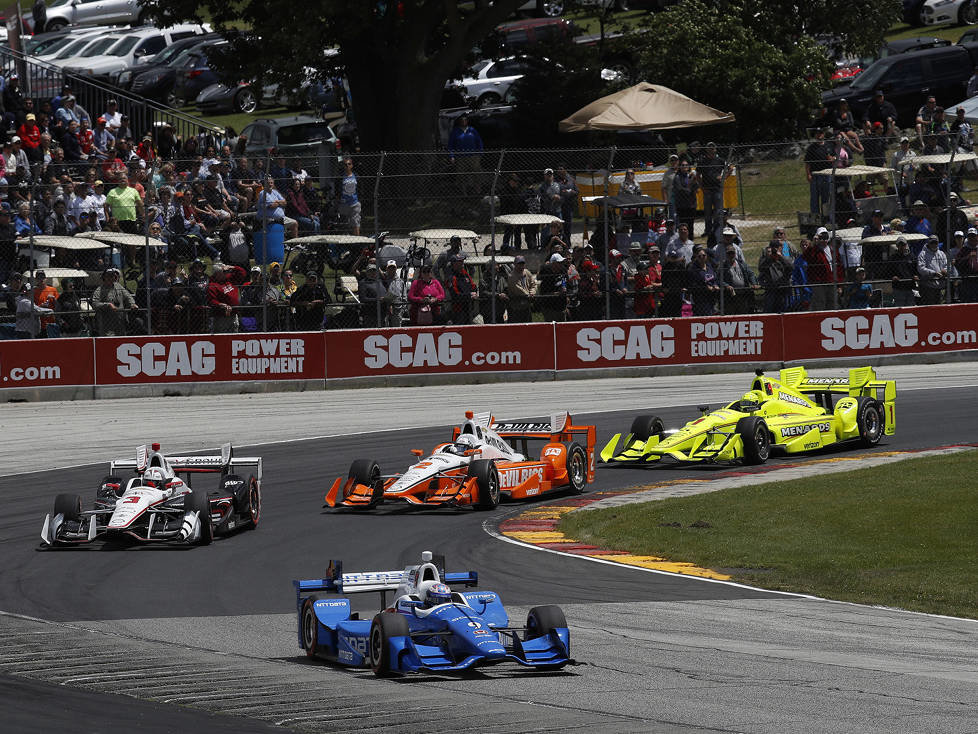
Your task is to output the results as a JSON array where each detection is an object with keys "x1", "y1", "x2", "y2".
[
  {"x1": 603, "y1": 146, "x2": 616, "y2": 320},
  {"x1": 373, "y1": 150, "x2": 385, "y2": 236},
  {"x1": 489, "y1": 149, "x2": 504, "y2": 323}
]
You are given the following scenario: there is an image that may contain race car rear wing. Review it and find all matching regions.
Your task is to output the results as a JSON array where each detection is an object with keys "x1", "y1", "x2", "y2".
[
  {"x1": 110, "y1": 442, "x2": 262, "y2": 480},
  {"x1": 775, "y1": 366, "x2": 896, "y2": 433}
]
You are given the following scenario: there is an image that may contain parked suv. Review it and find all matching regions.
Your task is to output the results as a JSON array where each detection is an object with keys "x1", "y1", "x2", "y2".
[
  {"x1": 240, "y1": 115, "x2": 342, "y2": 178},
  {"x1": 820, "y1": 45, "x2": 977, "y2": 127},
  {"x1": 42, "y1": 0, "x2": 148, "y2": 33},
  {"x1": 122, "y1": 33, "x2": 218, "y2": 97}
]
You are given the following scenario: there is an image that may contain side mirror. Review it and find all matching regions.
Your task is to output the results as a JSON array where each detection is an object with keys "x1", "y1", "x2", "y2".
[
  {"x1": 411, "y1": 449, "x2": 424, "y2": 457},
  {"x1": 697, "y1": 405, "x2": 710, "y2": 413},
  {"x1": 221, "y1": 443, "x2": 233, "y2": 468}
]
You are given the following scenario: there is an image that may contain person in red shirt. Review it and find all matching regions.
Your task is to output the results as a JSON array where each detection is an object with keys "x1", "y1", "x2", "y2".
[
  {"x1": 17, "y1": 113, "x2": 41, "y2": 162},
  {"x1": 137, "y1": 134, "x2": 156, "y2": 163},
  {"x1": 77, "y1": 118, "x2": 94, "y2": 158},
  {"x1": 206, "y1": 263, "x2": 240, "y2": 332},
  {"x1": 632, "y1": 260, "x2": 657, "y2": 317}
]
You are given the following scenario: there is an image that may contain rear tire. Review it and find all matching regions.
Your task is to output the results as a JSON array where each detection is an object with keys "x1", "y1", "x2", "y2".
[
  {"x1": 234, "y1": 86, "x2": 258, "y2": 114},
  {"x1": 565, "y1": 442, "x2": 587, "y2": 494},
  {"x1": 855, "y1": 397, "x2": 884, "y2": 447},
  {"x1": 629, "y1": 414, "x2": 664, "y2": 441},
  {"x1": 349, "y1": 459, "x2": 384, "y2": 506},
  {"x1": 736, "y1": 416, "x2": 771, "y2": 465},
  {"x1": 45, "y1": 20, "x2": 67, "y2": 32},
  {"x1": 370, "y1": 612, "x2": 409, "y2": 676},
  {"x1": 537, "y1": 0, "x2": 564, "y2": 17},
  {"x1": 185, "y1": 491, "x2": 213, "y2": 545},
  {"x1": 468, "y1": 459, "x2": 500, "y2": 510},
  {"x1": 246, "y1": 475, "x2": 261, "y2": 528},
  {"x1": 961, "y1": 1, "x2": 978, "y2": 24},
  {"x1": 54, "y1": 493, "x2": 81, "y2": 521}
]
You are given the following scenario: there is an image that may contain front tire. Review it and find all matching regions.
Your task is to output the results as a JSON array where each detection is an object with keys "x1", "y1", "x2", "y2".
[
  {"x1": 565, "y1": 442, "x2": 587, "y2": 494},
  {"x1": 477, "y1": 92, "x2": 502, "y2": 107},
  {"x1": 234, "y1": 86, "x2": 258, "y2": 114},
  {"x1": 301, "y1": 595, "x2": 323, "y2": 657},
  {"x1": 525, "y1": 605, "x2": 568, "y2": 667},
  {"x1": 961, "y1": 0, "x2": 978, "y2": 24},
  {"x1": 629, "y1": 414, "x2": 664, "y2": 441},
  {"x1": 54, "y1": 493, "x2": 81, "y2": 521},
  {"x1": 855, "y1": 397, "x2": 884, "y2": 447},
  {"x1": 348, "y1": 459, "x2": 384, "y2": 506},
  {"x1": 185, "y1": 490, "x2": 213, "y2": 545},
  {"x1": 45, "y1": 20, "x2": 67, "y2": 32},
  {"x1": 736, "y1": 416, "x2": 771, "y2": 465},
  {"x1": 468, "y1": 459, "x2": 500, "y2": 510},
  {"x1": 537, "y1": 0, "x2": 564, "y2": 17},
  {"x1": 370, "y1": 612, "x2": 409, "y2": 676}
]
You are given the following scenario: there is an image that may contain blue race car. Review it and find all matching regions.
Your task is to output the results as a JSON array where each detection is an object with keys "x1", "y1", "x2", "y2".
[{"x1": 293, "y1": 551, "x2": 573, "y2": 676}]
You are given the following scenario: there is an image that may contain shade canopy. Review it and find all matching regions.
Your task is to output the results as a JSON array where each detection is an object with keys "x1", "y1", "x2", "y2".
[
  {"x1": 587, "y1": 193, "x2": 666, "y2": 210},
  {"x1": 80, "y1": 232, "x2": 167, "y2": 248},
  {"x1": 559, "y1": 82, "x2": 735, "y2": 133},
  {"x1": 17, "y1": 236, "x2": 107, "y2": 250}
]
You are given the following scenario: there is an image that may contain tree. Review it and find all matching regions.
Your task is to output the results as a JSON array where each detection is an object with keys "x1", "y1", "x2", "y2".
[
  {"x1": 626, "y1": 0, "x2": 902, "y2": 140},
  {"x1": 143, "y1": 0, "x2": 527, "y2": 151}
]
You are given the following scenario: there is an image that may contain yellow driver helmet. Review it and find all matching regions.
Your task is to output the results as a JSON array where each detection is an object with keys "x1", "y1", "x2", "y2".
[{"x1": 739, "y1": 391, "x2": 762, "y2": 413}]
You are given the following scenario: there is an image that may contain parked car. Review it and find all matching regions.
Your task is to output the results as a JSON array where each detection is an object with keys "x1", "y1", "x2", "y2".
[
  {"x1": 64, "y1": 24, "x2": 209, "y2": 85},
  {"x1": 240, "y1": 115, "x2": 342, "y2": 158},
  {"x1": 170, "y1": 39, "x2": 227, "y2": 107},
  {"x1": 828, "y1": 36, "x2": 953, "y2": 85},
  {"x1": 29, "y1": 27, "x2": 109, "y2": 59},
  {"x1": 454, "y1": 55, "x2": 553, "y2": 107},
  {"x1": 42, "y1": 0, "x2": 148, "y2": 33},
  {"x1": 920, "y1": 0, "x2": 978, "y2": 26},
  {"x1": 195, "y1": 81, "x2": 260, "y2": 114},
  {"x1": 821, "y1": 44, "x2": 977, "y2": 127},
  {"x1": 47, "y1": 31, "x2": 130, "y2": 69},
  {"x1": 492, "y1": 17, "x2": 577, "y2": 53},
  {"x1": 120, "y1": 32, "x2": 219, "y2": 96},
  {"x1": 959, "y1": 26, "x2": 978, "y2": 43}
]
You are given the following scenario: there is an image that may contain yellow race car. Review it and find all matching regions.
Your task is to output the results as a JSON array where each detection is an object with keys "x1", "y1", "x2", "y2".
[{"x1": 601, "y1": 366, "x2": 896, "y2": 465}]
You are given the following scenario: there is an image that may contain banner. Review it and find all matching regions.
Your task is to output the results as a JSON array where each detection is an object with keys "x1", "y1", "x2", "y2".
[
  {"x1": 555, "y1": 315, "x2": 783, "y2": 370},
  {"x1": 324, "y1": 323, "x2": 555, "y2": 378},
  {"x1": 94, "y1": 333, "x2": 326, "y2": 384},
  {"x1": 781, "y1": 304, "x2": 978, "y2": 360},
  {"x1": 0, "y1": 337, "x2": 93, "y2": 388}
]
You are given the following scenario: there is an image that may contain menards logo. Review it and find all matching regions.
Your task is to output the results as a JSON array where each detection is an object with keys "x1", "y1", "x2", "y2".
[
  {"x1": 781, "y1": 422, "x2": 832, "y2": 437},
  {"x1": 778, "y1": 391, "x2": 810, "y2": 407},
  {"x1": 499, "y1": 466, "x2": 544, "y2": 487}
]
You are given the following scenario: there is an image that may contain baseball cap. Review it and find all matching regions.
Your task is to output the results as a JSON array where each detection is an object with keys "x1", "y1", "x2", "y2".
[
  {"x1": 896, "y1": 236, "x2": 908, "y2": 245},
  {"x1": 900, "y1": 136, "x2": 909, "y2": 143},
  {"x1": 912, "y1": 199, "x2": 926, "y2": 207},
  {"x1": 514, "y1": 255, "x2": 526, "y2": 263},
  {"x1": 386, "y1": 259, "x2": 397, "y2": 268},
  {"x1": 306, "y1": 270, "x2": 319, "y2": 278},
  {"x1": 544, "y1": 167, "x2": 554, "y2": 174},
  {"x1": 26, "y1": 113, "x2": 35, "y2": 121},
  {"x1": 649, "y1": 245, "x2": 660, "y2": 252},
  {"x1": 10, "y1": 136, "x2": 20, "y2": 144},
  {"x1": 954, "y1": 230, "x2": 964, "y2": 238},
  {"x1": 968, "y1": 227, "x2": 978, "y2": 235},
  {"x1": 250, "y1": 265, "x2": 262, "y2": 273},
  {"x1": 269, "y1": 261, "x2": 281, "y2": 269},
  {"x1": 872, "y1": 209, "x2": 883, "y2": 216},
  {"x1": 452, "y1": 253, "x2": 466, "y2": 262},
  {"x1": 856, "y1": 266, "x2": 866, "y2": 273},
  {"x1": 872, "y1": 121, "x2": 883, "y2": 130},
  {"x1": 629, "y1": 242, "x2": 641, "y2": 250},
  {"x1": 815, "y1": 226, "x2": 829, "y2": 238},
  {"x1": 449, "y1": 234, "x2": 461, "y2": 244},
  {"x1": 97, "y1": 117, "x2": 106, "y2": 124},
  {"x1": 927, "y1": 234, "x2": 939, "y2": 243},
  {"x1": 549, "y1": 253, "x2": 565, "y2": 262},
  {"x1": 610, "y1": 249, "x2": 622, "y2": 258},
  {"x1": 722, "y1": 227, "x2": 736, "y2": 236}
]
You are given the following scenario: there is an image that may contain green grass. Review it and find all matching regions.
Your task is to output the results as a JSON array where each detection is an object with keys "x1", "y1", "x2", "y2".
[{"x1": 560, "y1": 450, "x2": 978, "y2": 618}]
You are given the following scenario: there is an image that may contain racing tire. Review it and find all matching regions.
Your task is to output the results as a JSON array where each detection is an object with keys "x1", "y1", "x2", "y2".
[
  {"x1": 525, "y1": 605, "x2": 568, "y2": 667},
  {"x1": 370, "y1": 612, "x2": 409, "y2": 676},
  {"x1": 301, "y1": 594, "x2": 325, "y2": 657},
  {"x1": 185, "y1": 490, "x2": 213, "y2": 545},
  {"x1": 736, "y1": 416, "x2": 771, "y2": 465},
  {"x1": 348, "y1": 459, "x2": 384, "y2": 507},
  {"x1": 565, "y1": 442, "x2": 588, "y2": 495},
  {"x1": 855, "y1": 397, "x2": 884, "y2": 447},
  {"x1": 468, "y1": 459, "x2": 500, "y2": 510},
  {"x1": 629, "y1": 414, "x2": 664, "y2": 442},
  {"x1": 54, "y1": 493, "x2": 82, "y2": 521},
  {"x1": 96, "y1": 475, "x2": 124, "y2": 501},
  {"x1": 245, "y1": 475, "x2": 261, "y2": 528}
]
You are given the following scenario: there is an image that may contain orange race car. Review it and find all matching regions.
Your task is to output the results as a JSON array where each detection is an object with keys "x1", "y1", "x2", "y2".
[{"x1": 324, "y1": 411, "x2": 596, "y2": 511}]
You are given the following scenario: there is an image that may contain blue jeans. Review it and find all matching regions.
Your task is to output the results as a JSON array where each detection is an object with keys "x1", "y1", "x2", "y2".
[
  {"x1": 809, "y1": 177, "x2": 830, "y2": 215},
  {"x1": 703, "y1": 188, "x2": 723, "y2": 235}
]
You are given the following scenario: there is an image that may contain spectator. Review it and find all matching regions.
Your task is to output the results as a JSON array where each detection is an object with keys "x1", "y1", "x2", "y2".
[
  {"x1": 554, "y1": 165, "x2": 578, "y2": 241},
  {"x1": 537, "y1": 252, "x2": 568, "y2": 322},
  {"x1": 831, "y1": 99, "x2": 856, "y2": 132},
  {"x1": 917, "y1": 235, "x2": 947, "y2": 305},
  {"x1": 90, "y1": 268, "x2": 135, "y2": 336},
  {"x1": 846, "y1": 267, "x2": 872, "y2": 308},
  {"x1": 538, "y1": 168, "x2": 561, "y2": 218},
  {"x1": 187, "y1": 258, "x2": 209, "y2": 291},
  {"x1": 14, "y1": 201, "x2": 39, "y2": 237},
  {"x1": 672, "y1": 160, "x2": 698, "y2": 235},
  {"x1": 13, "y1": 273, "x2": 52, "y2": 338},
  {"x1": 207, "y1": 263, "x2": 240, "y2": 332},
  {"x1": 358, "y1": 263, "x2": 387, "y2": 327},
  {"x1": 446, "y1": 253, "x2": 478, "y2": 325},
  {"x1": 632, "y1": 258, "x2": 657, "y2": 318},
  {"x1": 863, "y1": 89, "x2": 898, "y2": 135},
  {"x1": 862, "y1": 122, "x2": 887, "y2": 168},
  {"x1": 447, "y1": 115, "x2": 483, "y2": 199},
  {"x1": 805, "y1": 127, "x2": 834, "y2": 216},
  {"x1": 3, "y1": 74, "x2": 25, "y2": 128},
  {"x1": 891, "y1": 136, "x2": 915, "y2": 208},
  {"x1": 832, "y1": 130, "x2": 862, "y2": 168},
  {"x1": 543, "y1": 219, "x2": 566, "y2": 255},
  {"x1": 686, "y1": 246, "x2": 719, "y2": 316},
  {"x1": 885, "y1": 236, "x2": 918, "y2": 307},
  {"x1": 506, "y1": 254, "x2": 536, "y2": 323},
  {"x1": 18, "y1": 114, "x2": 41, "y2": 163},
  {"x1": 915, "y1": 96, "x2": 938, "y2": 144},
  {"x1": 709, "y1": 226, "x2": 747, "y2": 269},
  {"x1": 291, "y1": 271, "x2": 329, "y2": 330},
  {"x1": 286, "y1": 176, "x2": 319, "y2": 234},
  {"x1": 804, "y1": 229, "x2": 842, "y2": 311},
  {"x1": 0, "y1": 204, "x2": 15, "y2": 284},
  {"x1": 905, "y1": 200, "x2": 932, "y2": 248},
  {"x1": 499, "y1": 173, "x2": 528, "y2": 250},
  {"x1": 56, "y1": 278, "x2": 85, "y2": 336},
  {"x1": 434, "y1": 235, "x2": 463, "y2": 284},
  {"x1": 719, "y1": 245, "x2": 759, "y2": 314},
  {"x1": 759, "y1": 240, "x2": 792, "y2": 313},
  {"x1": 860, "y1": 209, "x2": 886, "y2": 278},
  {"x1": 55, "y1": 96, "x2": 80, "y2": 128},
  {"x1": 661, "y1": 154, "x2": 679, "y2": 219},
  {"x1": 32, "y1": 269, "x2": 59, "y2": 333},
  {"x1": 382, "y1": 260, "x2": 409, "y2": 326},
  {"x1": 226, "y1": 219, "x2": 248, "y2": 267},
  {"x1": 407, "y1": 264, "x2": 444, "y2": 325},
  {"x1": 279, "y1": 268, "x2": 298, "y2": 298},
  {"x1": 954, "y1": 229, "x2": 978, "y2": 302},
  {"x1": 104, "y1": 174, "x2": 143, "y2": 234},
  {"x1": 696, "y1": 142, "x2": 731, "y2": 239},
  {"x1": 656, "y1": 218, "x2": 678, "y2": 252},
  {"x1": 44, "y1": 198, "x2": 72, "y2": 236},
  {"x1": 952, "y1": 106, "x2": 974, "y2": 152},
  {"x1": 337, "y1": 156, "x2": 361, "y2": 235}
]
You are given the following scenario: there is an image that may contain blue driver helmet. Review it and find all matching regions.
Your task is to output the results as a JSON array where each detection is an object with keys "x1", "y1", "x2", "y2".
[
  {"x1": 425, "y1": 582, "x2": 452, "y2": 607},
  {"x1": 740, "y1": 391, "x2": 761, "y2": 414}
]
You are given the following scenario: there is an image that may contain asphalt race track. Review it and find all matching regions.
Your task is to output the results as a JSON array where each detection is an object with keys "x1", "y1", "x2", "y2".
[{"x1": 1, "y1": 367, "x2": 978, "y2": 733}]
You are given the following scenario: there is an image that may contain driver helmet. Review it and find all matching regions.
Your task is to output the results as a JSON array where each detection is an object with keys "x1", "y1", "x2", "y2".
[
  {"x1": 143, "y1": 467, "x2": 166, "y2": 488},
  {"x1": 425, "y1": 582, "x2": 452, "y2": 608},
  {"x1": 740, "y1": 391, "x2": 762, "y2": 414},
  {"x1": 455, "y1": 434, "x2": 478, "y2": 450}
]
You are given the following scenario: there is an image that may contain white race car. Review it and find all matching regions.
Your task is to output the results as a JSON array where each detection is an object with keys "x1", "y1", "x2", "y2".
[{"x1": 40, "y1": 443, "x2": 262, "y2": 546}]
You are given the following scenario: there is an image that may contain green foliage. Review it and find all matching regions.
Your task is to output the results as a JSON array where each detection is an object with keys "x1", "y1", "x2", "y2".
[{"x1": 560, "y1": 450, "x2": 978, "y2": 619}]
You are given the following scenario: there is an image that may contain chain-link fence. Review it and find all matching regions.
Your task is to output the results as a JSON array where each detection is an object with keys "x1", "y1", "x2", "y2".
[{"x1": 3, "y1": 137, "x2": 978, "y2": 339}]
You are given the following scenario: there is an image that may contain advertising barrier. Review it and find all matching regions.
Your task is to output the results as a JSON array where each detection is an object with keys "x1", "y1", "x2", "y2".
[
  {"x1": 0, "y1": 337, "x2": 93, "y2": 388},
  {"x1": 781, "y1": 305, "x2": 978, "y2": 360},
  {"x1": 93, "y1": 333, "x2": 326, "y2": 385},
  {"x1": 324, "y1": 323, "x2": 555, "y2": 379},
  {"x1": 555, "y1": 315, "x2": 783, "y2": 371},
  {"x1": 2, "y1": 304, "x2": 976, "y2": 395}
]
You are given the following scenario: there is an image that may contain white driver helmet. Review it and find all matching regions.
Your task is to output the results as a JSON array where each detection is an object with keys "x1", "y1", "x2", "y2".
[
  {"x1": 143, "y1": 468, "x2": 166, "y2": 487},
  {"x1": 455, "y1": 434, "x2": 478, "y2": 449}
]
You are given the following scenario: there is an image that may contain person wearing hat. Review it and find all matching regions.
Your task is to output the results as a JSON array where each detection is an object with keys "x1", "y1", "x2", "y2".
[
  {"x1": 2, "y1": 72, "x2": 24, "y2": 128},
  {"x1": 92, "y1": 117, "x2": 115, "y2": 161},
  {"x1": 805, "y1": 126, "x2": 835, "y2": 216},
  {"x1": 719, "y1": 242, "x2": 759, "y2": 315},
  {"x1": 434, "y1": 234, "x2": 464, "y2": 285},
  {"x1": 358, "y1": 262, "x2": 387, "y2": 328},
  {"x1": 621, "y1": 240, "x2": 643, "y2": 281},
  {"x1": 803, "y1": 229, "x2": 842, "y2": 312},
  {"x1": 289, "y1": 270, "x2": 329, "y2": 331},
  {"x1": 954, "y1": 227, "x2": 978, "y2": 302},
  {"x1": 890, "y1": 135, "x2": 916, "y2": 207},
  {"x1": 632, "y1": 248, "x2": 660, "y2": 318},
  {"x1": 710, "y1": 226, "x2": 746, "y2": 270},
  {"x1": 91, "y1": 267, "x2": 136, "y2": 336},
  {"x1": 863, "y1": 120, "x2": 887, "y2": 168},
  {"x1": 16, "y1": 113, "x2": 41, "y2": 163},
  {"x1": 885, "y1": 236, "x2": 918, "y2": 307},
  {"x1": 846, "y1": 266, "x2": 873, "y2": 309},
  {"x1": 906, "y1": 200, "x2": 933, "y2": 247},
  {"x1": 917, "y1": 234, "x2": 948, "y2": 305},
  {"x1": 505, "y1": 254, "x2": 536, "y2": 323},
  {"x1": 863, "y1": 89, "x2": 897, "y2": 136},
  {"x1": 445, "y1": 252, "x2": 479, "y2": 325},
  {"x1": 661, "y1": 154, "x2": 680, "y2": 219},
  {"x1": 538, "y1": 167, "x2": 561, "y2": 222},
  {"x1": 407, "y1": 263, "x2": 445, "y2": 326},
  {"x1": 9, "y1": 272, "x2": 51, "y2": 339},
  {"x1": 656, "y1": 217, "x2": 678, "y2": 252},
  {"x1": 859, "y1": 208, "x2": 888, "y2": 278},
  {"x1": 383, "y1": 260, "x2": 410, "y2": 327},
  {"x1": 186, "y1": 258, "x2": 209, "y2": 291},
  {"x1": 536, "y1": 251, "x2": 568, "y2": 322},
  {"x1": 936, "y1": 192, "x2": 970, "y2": 256},
  {"x1": 952, "y1": 105, "x2": 975, "y2": 152},
  {"x1": 206, "y1": 262, "x2": 241, "y2": 333}
]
